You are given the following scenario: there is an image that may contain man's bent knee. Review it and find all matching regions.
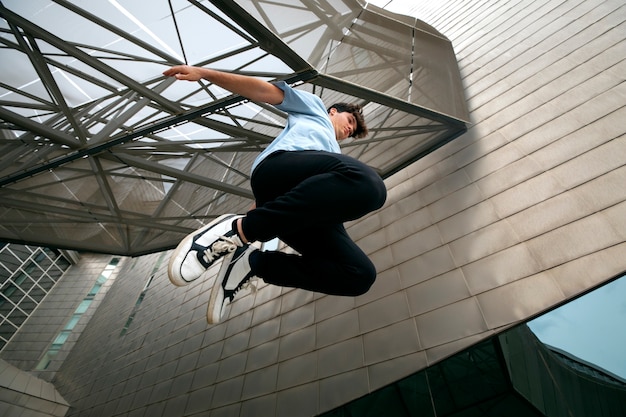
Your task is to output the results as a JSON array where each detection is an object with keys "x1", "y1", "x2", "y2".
[{"x1": 342, "y1": 262, "x2": 377, "y2": 296}]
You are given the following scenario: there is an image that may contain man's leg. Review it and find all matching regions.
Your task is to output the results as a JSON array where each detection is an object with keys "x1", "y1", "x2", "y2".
[
  {"x1": 243, "y1": 150, "x2": 387, "y2": 242},
  {"x1": 254, "y1": 223, "x2": 377, "y2": 296},
  {"x1": 243, "y1": 150, "x2": 386, "y2": 295}
]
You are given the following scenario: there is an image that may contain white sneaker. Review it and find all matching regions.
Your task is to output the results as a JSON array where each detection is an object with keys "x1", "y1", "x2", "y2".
[
  {"x1": 207, "y1": 244, "x2": 260, "y2": 324},
  {"x1": 168, "y1": 214, "x2": 245, "y2": 286}
]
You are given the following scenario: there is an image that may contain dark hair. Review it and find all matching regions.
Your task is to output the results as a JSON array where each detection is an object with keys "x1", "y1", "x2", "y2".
[{"x1": 327, "y1": 103, "x2": 368, "y2": 139}]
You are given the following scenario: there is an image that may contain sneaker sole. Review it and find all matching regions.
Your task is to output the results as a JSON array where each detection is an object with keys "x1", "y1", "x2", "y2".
[
  {"x1": 206, "y1": 250, "x2": 235, "y2": 324},
  {"x1": 168, "y1": 213, "x2": 240, "y2": 287},
  {"x1": 206, "y1": 243, "x2": 262, "y2": 324}
]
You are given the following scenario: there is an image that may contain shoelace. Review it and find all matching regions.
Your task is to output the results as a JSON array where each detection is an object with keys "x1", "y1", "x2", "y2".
[
  {"x1": 202, "y1": 237, "x2": 237, "y2": 264},
  {"x1": 229, "y1": 276, "x2": 259, "y2": 302}
]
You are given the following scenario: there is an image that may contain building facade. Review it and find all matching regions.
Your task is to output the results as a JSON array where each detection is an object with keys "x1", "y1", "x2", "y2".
[
  {"x1": 1, "y1": 0, "x2": 625, "y2": 416},
  {"x1": 0, "y1": 244, "x2": 73, "y2": 353}
]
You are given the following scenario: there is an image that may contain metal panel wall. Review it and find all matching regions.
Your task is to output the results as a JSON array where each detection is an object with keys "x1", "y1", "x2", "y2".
[{"x1": 3, "y1": 1, "x2": 624, "y2": 416}]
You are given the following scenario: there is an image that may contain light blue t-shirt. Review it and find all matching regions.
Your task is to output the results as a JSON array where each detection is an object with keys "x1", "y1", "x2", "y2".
[{"x1": 251, "y1": 81, "x2": 340, "y2": 173}]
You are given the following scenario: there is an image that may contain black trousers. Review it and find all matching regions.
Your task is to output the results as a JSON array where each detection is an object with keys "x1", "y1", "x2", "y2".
[{"x1": 242, "y1": 150, "x2": 387, "y2": 296}]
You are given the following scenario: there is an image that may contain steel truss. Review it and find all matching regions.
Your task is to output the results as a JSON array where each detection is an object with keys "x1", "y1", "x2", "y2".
[{"x1": 0, "y1": 0, "x2": 467, "y2": 255}]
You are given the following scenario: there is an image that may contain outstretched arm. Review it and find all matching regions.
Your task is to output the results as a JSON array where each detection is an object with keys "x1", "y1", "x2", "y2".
[{"x1": 163, "y1": 65, "x2": 284, "y2": 105}]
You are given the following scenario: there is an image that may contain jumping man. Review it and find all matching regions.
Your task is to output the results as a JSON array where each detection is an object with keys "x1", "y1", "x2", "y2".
[{"x1": 164, "y1": 65, "x2": 387, "y2": 323}]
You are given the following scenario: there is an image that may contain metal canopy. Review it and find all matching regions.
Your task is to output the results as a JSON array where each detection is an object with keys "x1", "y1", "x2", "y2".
[{"x1": 0, "y1": 0, "x2": 468, "y2": 256}]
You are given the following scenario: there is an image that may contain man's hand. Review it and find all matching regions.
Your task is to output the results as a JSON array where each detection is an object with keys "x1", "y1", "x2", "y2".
[{"x1": 163, "y1": 65, "x2": 204, "y2": 81}]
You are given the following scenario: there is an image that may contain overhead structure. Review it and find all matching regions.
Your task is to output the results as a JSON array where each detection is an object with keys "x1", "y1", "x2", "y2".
[{"x1": 0, "y1": 0, "x2": 467, "y2": 256}]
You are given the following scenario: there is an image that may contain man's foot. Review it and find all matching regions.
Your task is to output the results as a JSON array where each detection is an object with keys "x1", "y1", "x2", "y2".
[
  {"x1": 207, "y1": 244, "x2": 260, "y2": 324},
  {"x1": 168, "y1": 214, "x2": 246, "y2": 286}
]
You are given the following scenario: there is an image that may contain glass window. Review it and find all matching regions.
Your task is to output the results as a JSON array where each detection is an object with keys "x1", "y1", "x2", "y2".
[
  {"x1": 64, "y1": 314, "x2": 81, "y2": 331},
  {"x1": 0, "y1": 244, "x2": 73, "y2": 354},
  {"x1": 52, "y1": 330, "x2": 70, "y2": 346},
  {"x1": 75, "y1": 299, "x2": 93, "y2": 314},
  {"x1": 33, "y1": 256, "x2": 119, "y2": 366}
]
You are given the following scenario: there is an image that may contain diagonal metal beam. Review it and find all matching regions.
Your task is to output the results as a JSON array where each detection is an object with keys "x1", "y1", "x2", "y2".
[
  {"x1": 314, "y1": 73, "x2": 468, "y2": 126},
  {"x1": 15, "y1": 28, "x2": 88, "y2": 143},
  {"x1": 0, "y1": 70, "x2": 318, "y2": 187},
  {"x1": 0, "y1": 186, "x2": 138, "y2": 216},
  {"x1": 89, "y1": 78, "x2": 177, "y2": 144},
  {"x1": 51, "y1": 0, "x2": 184, "y2": 64},
  {"x1": 0, "y1": 78, "x2": 55, "y2": 107},
  {"x1": 0, "y1": 33, "x2": 128, "y2": 95},
  {"x1": 88, "y1": 156, "x2": 129, "y2": 252},
  {"x1": 104, "y1": 151, "x2": 254, "y2": 199},
  {"x1": 0, "y1": 4, "x2": 182, "y2": 113},
  {"x1": 0, "y1": 106, "x2": 79, "y2": 147},
  {"x1": 202, "y1": 0, "x2": 312, "y2": 72},
  {"x1": 0, "y1": 100, "x2": 54, "y2": 111},
  {"x1": 0, "y1": 144, "x2": 32, "y2": 172},
  {"x1": 0, "y1": 195, "x2": 188, "y2": 233}
]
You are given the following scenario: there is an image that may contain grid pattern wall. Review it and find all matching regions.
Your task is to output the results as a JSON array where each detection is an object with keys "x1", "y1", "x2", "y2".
[
  {"x1": 31, "y1": 1, "x2": 626, "y2": 416},
  {"x1": 0, "y1": 244, "x2": 71, "y2": 352},
  {"x1": 0, "y1": 253, "x2": 120, "y2": 376}
]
